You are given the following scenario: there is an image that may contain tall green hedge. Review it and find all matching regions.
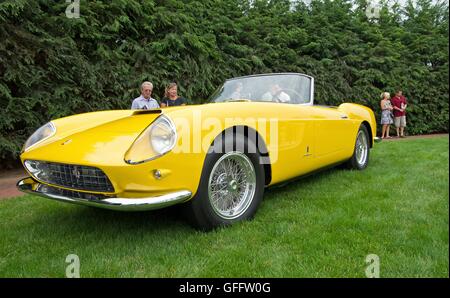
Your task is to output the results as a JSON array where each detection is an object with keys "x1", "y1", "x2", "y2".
[{"x1": 0, "y1": 0, "x2": 448, "y2": 168}]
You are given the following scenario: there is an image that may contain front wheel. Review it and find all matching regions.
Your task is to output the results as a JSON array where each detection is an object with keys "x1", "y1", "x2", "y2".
[
  {"x1": 184, "y1": 137, "x2": 265, "y2": 231},
  {"x1": 346, "y1": 124, "x2": 370, "y2": 170}
]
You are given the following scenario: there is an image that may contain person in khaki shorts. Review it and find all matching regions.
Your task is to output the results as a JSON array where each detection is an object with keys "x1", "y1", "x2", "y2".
[{"x1": 391, "y1": 90, "x2": 408, "y2": 137}]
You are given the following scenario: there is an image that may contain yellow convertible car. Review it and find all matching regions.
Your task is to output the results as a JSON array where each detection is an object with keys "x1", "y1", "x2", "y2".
[{"x1": 17, "y1": 73, "x2": 378, "y2": 230}]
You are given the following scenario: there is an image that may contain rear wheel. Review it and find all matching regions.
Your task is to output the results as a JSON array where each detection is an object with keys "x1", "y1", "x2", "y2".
[
  {"x1": 346, "y1": 125, "x2": 370, "y2": 170},
  {"x1": 184, "y1": 136, "x2": 265, "y2": 230}
]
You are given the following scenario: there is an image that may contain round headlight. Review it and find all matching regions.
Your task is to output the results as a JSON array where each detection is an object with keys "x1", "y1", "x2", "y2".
[
  {"x1": 124, "y1": 115, "x2": 177, "y2": 164},
  {"x1": 22, "y1": 122, "x2": 56, "y2": 152},
  {"x1": 150, "y1": 116, "x2": 177, "y2": 155}
]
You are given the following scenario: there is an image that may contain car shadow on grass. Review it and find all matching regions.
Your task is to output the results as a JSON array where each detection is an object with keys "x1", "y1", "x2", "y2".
[
  {"x1": 28, "y1": 201, "x2": 194, "y2": 237},
  {"x1": 264, "y1": 166, "x2": 341, "y2": 199}
]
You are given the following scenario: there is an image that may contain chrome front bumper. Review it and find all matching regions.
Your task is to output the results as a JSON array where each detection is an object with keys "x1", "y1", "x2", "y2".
[{"x1": 17, "y1": 177, "x2": 192, "y2": 211}]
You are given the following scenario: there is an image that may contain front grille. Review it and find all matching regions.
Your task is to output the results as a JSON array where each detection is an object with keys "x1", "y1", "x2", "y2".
[
  {"x1": 37, "y1": 184, "x2": 114, "y2": 201},
  {"x1": 27, "y1": 160, "x2": 114, "y2": 192}
]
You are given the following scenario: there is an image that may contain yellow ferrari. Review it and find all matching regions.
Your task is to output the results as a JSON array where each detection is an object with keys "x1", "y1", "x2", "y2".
[{"x1": 18, "y1": 73, "x2": 378, "y2": 230}]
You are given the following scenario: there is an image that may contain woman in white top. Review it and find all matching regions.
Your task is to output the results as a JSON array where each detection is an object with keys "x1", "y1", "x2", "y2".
[{"x1": 380, "y1": 92, "x2": 394, "y2": 139}]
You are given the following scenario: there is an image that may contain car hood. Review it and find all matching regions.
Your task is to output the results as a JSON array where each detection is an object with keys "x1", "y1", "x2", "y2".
[{"x1": 21, "y1": 110, "x2": 162, "y2": 166}]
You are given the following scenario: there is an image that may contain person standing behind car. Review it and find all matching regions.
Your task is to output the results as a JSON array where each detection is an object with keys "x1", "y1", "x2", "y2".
[
  {"x1": 161, "y1": 82, "x2": 188, "y2": 107},
  {"x1": 380, "y1": 92, "x2": 394, "y2": 139},
  {"x1": 131, "y1": 81, "x2": 160, "y2": 109},
  {"x1": 391, "y1": 90, "x2": 408, "y2": 138}
]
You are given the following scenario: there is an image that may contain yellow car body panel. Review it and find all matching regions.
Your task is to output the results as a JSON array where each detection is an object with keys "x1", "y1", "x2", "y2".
[{"x1": 20, "y1": 101, "x2": 377, "y2": 200}]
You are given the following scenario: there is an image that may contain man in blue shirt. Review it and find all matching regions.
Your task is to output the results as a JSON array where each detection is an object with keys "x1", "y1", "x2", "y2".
[{"x1": 131, "y1": 81, "x2": 160, "y2": 109}]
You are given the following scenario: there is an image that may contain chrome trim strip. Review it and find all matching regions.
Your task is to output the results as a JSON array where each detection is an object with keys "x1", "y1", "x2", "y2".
[
  {"x1": 17, "y1": 177, "x2": 192, "y2": 211},
  {"x1": 226, "y1": 72, "x2": 314, "y2": 82}
]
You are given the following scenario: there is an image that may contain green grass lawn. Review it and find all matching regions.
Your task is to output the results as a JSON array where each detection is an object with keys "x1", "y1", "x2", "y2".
[{"x1": 0, "y1": 137, "x2": 448, "y2": 277}]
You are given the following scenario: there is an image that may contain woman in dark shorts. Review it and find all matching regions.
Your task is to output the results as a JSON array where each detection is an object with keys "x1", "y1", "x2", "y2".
[{"x1": 161, "y1": 83, "x2": 188, "y2": 107}]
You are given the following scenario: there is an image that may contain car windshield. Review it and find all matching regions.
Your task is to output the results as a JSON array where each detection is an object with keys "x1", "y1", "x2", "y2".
[{"x1": 209, "y1": 73, "x2": 312, "y2": 105}]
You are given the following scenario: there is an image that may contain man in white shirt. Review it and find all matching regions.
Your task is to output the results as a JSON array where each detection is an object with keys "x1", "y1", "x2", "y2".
[
  {"x1": 261, "y1": 84, "x2": 290, "y2": 103},
  {"x1": 131, "y1": 81, "x2": 160, "y2": 109}
]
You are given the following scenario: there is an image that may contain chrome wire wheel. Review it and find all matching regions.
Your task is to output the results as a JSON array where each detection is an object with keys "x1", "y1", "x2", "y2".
[
  {"x1": 208, "y1": 151, "x2": 256, "y2": 220},
  {"x1": 355, "y1": 130, "x2": 368, "y2": 166}
]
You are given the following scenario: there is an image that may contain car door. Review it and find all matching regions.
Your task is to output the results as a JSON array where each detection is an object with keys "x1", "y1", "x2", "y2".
[
  {"x1": 265, "y1": 104, "x2": 316, "y2": 184},
  {"x1": 310, "y1": 106, "x2": 355, "y2": 164}
]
